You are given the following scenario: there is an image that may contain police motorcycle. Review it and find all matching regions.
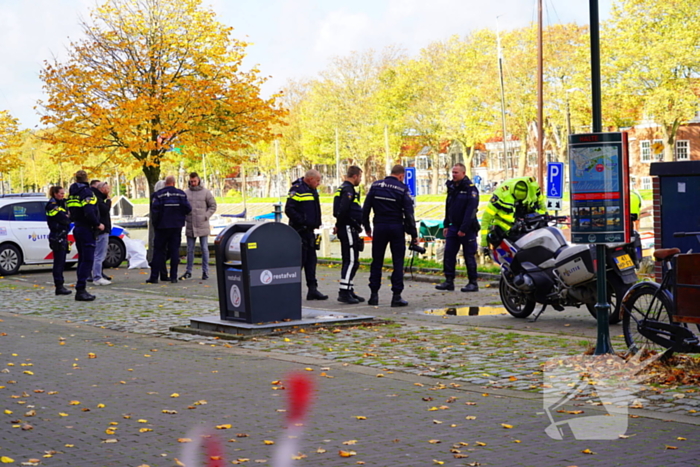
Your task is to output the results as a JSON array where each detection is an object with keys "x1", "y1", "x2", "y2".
[{"x1": 488, "y1": 214, "x2": 639, "y2": 323}]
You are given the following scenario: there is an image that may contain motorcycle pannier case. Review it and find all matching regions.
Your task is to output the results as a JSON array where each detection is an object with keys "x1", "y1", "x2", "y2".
[{"x1": 554, "y1": 244, "x2": 596, "y2": 286}]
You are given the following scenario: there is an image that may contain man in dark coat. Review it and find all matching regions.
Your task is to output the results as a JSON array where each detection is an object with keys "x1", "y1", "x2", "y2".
[
  {"x1": 91, "y1": 182, "x2": 113, "y2": 285},
  {"x1": 362, "y1": 164, "x2": 417, "y2": 307},
  {"x1": 67, "y1": 170, "x2": 104, "y2": 301},
  {"x1": 146, "y1": 175, "x2": 192, "y2": 284},
  {"x1": 284, "y1": 169, "x2": 327, "y2": 300},
  {"x1": 435, "y1": 163, "x2": 480, "y2": 292}
]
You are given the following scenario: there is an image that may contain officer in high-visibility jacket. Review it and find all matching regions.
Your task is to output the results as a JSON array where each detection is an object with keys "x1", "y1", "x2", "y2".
[
  {"x1": 333, "y1": 165, "x2": 364, "y2": 304},
  {"x1": 66, "y1": 170, "x2": 104, "y2": 301},
  {"x1": 480, "y1": 176, "x2": 547, "y2": 250},
  {"x1": 285, "y1": 169, "x2": 328, "y2": 301},
  {"x1": 46, "y1": 185, "x2": 72, "y2": 296}
]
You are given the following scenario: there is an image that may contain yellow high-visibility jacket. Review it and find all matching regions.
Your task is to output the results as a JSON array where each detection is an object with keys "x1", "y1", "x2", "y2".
[{"x1": 480, "y1": 176, "x2": 547, "y2": 246}]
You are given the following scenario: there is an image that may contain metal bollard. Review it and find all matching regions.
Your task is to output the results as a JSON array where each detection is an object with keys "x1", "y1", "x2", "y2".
[{"x1": 273, "y1": 203, "x2": 282, "y2": 223}]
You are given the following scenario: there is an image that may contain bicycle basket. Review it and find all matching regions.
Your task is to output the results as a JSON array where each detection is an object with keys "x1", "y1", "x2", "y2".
[{"x1": 674, "y1": 253, "x2": 700, "y2": 324}]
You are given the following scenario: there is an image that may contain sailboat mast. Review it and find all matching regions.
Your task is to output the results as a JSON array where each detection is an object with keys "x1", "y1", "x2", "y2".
[
  {"x1": 537, "y1": 0, "x2": 544, "y2": 186},
  {"x1": 496, "y1": 17, "x2": 508, "y2": 179}
]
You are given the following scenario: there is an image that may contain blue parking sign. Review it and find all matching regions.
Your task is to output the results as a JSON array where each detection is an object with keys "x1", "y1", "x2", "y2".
[
  {"x1": 405, "y1": 166, "x2": 417, "y2": 197},
  {"x1": 547, "y1": 162, "x2": 564, "y2": 199}
]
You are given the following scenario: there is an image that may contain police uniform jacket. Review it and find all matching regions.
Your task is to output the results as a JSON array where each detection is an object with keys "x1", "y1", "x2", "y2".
[
  {"x1": 45, "y1": 198, "x2": 70, "y2": 238},
  {"x1": 285, "y1": 177, "x2": 322, "y2": 232},
  {"x1": 67, "y1": 182, "x2": 100, "y2": 228},
  {"x1": 333, "y1": 181, "x2": 362, "y2": 230},
  {"x1": 443, "y1": 177, "x2": 479, "y2": 235},
  {"x1": 151, "y1": 186, "x2": 192, "y2": 230},
  {"x1": 92, "y1": 187, "x2": 112, "y2": 235},
  {"x1": 362, "y1": 175, "x2": 417, "y2": 238}
]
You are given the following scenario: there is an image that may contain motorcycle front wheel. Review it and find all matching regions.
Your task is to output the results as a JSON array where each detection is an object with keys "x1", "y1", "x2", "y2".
[
  {"x1": 586, "y1": 273, "x2": 628, "y2": 325},
  {"x1": 499, "y1": 276, "x2": 536, "y2": 318}
]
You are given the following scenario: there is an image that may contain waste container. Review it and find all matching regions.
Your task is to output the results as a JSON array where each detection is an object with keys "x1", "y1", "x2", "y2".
[{"x1": 215, "y1": 222, "x2": 302, "y2": 323}]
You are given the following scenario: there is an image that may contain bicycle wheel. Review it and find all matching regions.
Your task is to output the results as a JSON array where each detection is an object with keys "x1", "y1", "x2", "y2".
[{"x1": 622, "y1": 284, "x2": 674, "y2": 355}]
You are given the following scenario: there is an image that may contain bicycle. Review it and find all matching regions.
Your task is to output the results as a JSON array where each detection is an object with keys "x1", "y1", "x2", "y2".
[{"x1": 621, "y1": 231, "x2": 700, "y2": 356}]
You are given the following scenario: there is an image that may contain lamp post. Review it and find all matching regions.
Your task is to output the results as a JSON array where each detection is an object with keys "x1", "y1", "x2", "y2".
[{"x1": 31, "y1": 149, "x2": 37, "y2": 192}]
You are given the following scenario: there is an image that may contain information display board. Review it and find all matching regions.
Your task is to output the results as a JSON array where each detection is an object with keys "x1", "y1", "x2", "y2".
[{"x1": 568, "y1": 132, "x2": 631, "y2": 245}]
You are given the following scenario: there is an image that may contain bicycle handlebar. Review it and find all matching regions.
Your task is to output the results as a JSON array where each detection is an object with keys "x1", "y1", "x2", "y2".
[{"x1": 673, "y1": 232, "x2": 700, "y2": 237}]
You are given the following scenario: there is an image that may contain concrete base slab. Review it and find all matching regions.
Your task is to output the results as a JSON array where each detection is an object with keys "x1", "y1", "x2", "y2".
[{"x1": 180, "y1": 309, "x2": 376, "y2": 337}]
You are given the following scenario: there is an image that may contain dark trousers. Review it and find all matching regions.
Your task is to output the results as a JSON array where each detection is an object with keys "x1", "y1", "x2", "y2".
[
  {"x1": 74, "y1": 225, "x2": 95, "y2": 290},
  {"x1": 338, "y1": 225, "x2": 361, "y2": 291},
  {"x1": 369, "y1": 223, "x2": 405, "y2": 293},
  {"x1": 150, "y1": 228, "x2": 181, "y2": 281},
  {"x1": 443, "y1": 226, "x2": 478, "y2": 283},
  {"x1": 299, "y1": 230, "x2": 318, "y2": 288},
  {"x1": 51, "y1": 246, "x2": 67, "y2": 286}
]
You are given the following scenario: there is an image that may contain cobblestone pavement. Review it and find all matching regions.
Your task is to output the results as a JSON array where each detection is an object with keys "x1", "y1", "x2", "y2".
[
  {"x1": 2, "y1": 311, "x2": 700, "y2": 466},
  {"x1": 2, "y1": 265, "x2": 700, "y2": 422}
]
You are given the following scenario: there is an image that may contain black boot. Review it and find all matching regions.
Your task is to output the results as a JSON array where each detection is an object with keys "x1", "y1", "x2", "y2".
[
  {"x1": 435, "y1": 280, "x2": 455, "y2": 291},
  {"x1": 337, "y1": 289, "x2": 360, "y2": 304},
  {"x1": 350, "y1": 289, "x2": 365, "y2": 303},
  {"x1": 390, "y1": 293, "x2": 408, "y2": 307},
  {"x1": 75, "y1": 289, "x2": 95, "y2": 302},
  {"x1": 368, "y1": 292, "x2": 379, "y2": 306},
  {"x1": 55, "y1": 284, "x2": 72, "y2": 296},
  {"x1": 460, "y1": 282, "x2": 479, "y2": 292},
  {"x1": 307, "y1": 287, "x2": 328, "y2": 300}
]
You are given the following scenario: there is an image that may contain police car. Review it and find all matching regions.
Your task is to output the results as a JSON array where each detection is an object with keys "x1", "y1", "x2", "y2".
[{"x1": 0, "y1": 194, "x2": 128, "y2": 275}]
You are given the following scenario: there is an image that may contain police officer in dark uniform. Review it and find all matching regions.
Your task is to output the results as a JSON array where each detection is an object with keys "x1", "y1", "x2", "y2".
[
  {"x1": 46, "y1": 185, "x2": 72, "y2": 296},
  {"x1": 67, "y1": 170, "x2": 103, "y2": 301},
  {"x1": 362, "y1": 164, "x2": 418, "y2": 307},
  {"x1": 333, "y1": 165, "x2": 364, "y2": 304},
  {"x1": 146, "y1": 175, "x2": 191, "y2": 284},
  {"x1": 436, "y1": 163, "x2": 480, "y2": 292},
  {"x1": 285, "y1": 169, "x2": 328, "y2": 300}
]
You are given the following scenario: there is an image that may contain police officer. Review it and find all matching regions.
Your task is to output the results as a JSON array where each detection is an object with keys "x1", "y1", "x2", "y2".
[
  {"x1": 146, "y1": 175, "x2": 192, "y2": 284},
  {"x1": 480, "y1": 176, "x2": 547, "y2": 252},
  {"x1": 67, "y1": 170, "x2": 103, "y2": 301},
  {"x1": 333, "y1": 165, "x2": 364, "y2": 304},
  {"x1": 285, "y1": 169, "x2": 328, "y2": 300},
  {"x1": 46, "y1": 185, "x2": 72, "y2": 296},
  {"x1": 436, "y1": 163, "x2": 480, "y2": 292},
  {"x1": 362, "y1": 164, "x2": 418, "y2": 307}
]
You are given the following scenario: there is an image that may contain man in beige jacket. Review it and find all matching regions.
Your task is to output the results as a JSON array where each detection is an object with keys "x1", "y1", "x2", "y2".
[{"x1": 180, "y1": 172, "x2": 217, "y2": 280}]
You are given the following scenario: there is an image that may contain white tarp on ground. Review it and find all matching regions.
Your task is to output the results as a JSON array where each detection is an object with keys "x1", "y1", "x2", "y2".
[{"x1": 123, "y1": 236, "x2": 149, "y2": 269}]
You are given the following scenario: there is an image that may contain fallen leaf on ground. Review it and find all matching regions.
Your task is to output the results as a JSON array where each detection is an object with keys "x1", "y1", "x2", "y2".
[{"x1": 338, "y1": 451, "x2": 356, "y2": 457}]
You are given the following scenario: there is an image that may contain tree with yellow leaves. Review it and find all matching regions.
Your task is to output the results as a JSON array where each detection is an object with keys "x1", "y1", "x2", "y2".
[
  {"x1": 0, "y1": 110, "x2": 23, "y2": 176},
  {"x1": 38, "y1": 0, "x2": 286, "y2": 194}
]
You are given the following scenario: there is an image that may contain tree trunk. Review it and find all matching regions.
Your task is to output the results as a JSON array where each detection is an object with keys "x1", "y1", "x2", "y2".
[
  {"x1": 430, "y1": 151, "x2": 440, "y2": 195},
  {"x1": 661, "y1": 119, "x2": 681, "y2": 162},
  {"x1": 264, "y1": 170, "x2": 272, "y2": 198},
  {"x1": 517, "y1": 138, "x2": 528, "y2": 177},
  {"x1": 142, "y1": 162, "x2": 161, "y2": 263}
]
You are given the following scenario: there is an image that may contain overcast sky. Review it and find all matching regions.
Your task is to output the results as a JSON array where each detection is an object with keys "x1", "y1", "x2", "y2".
[{"x1": 0, "y1": 0, "x2": 613, "y2": 130}]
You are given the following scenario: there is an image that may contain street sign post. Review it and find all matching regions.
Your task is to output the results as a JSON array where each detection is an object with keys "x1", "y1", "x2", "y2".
[
  {"x1": 405, "y1": 167, "x2": 417, "y2": 198},
  {"x1": 546, "y1": 162, "x2": 564, "y2": 212}
]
